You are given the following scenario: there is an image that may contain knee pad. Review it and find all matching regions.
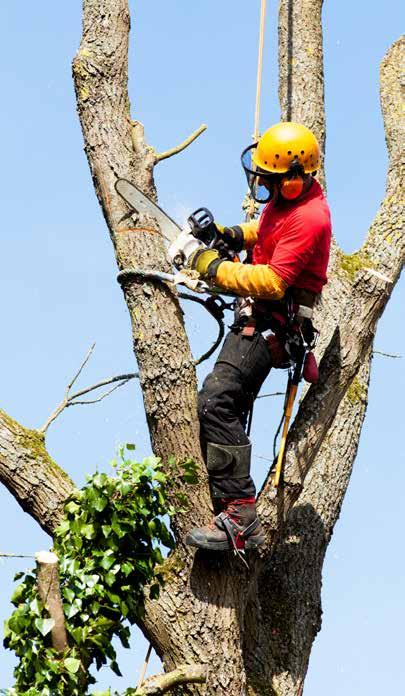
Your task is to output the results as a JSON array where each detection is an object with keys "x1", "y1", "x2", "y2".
[{"x1": 206, "y1": 442, "x2": 251, "y2": 481}]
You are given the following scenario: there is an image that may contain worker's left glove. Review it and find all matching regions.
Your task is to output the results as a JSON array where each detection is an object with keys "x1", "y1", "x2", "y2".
[
  {"x1": 213, "y1": 224, "x2": 244, "y2": 255},
  {"x1": 186, "y1": 247, "x2": 224, "y2": 280}
]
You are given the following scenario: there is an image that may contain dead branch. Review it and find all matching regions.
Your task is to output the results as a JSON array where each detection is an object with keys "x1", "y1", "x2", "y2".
[
  {"x1": 35, "y1": 551, "x2": 68, "y2": 654},
  {"x1": 373, "y1": 350, "x2": 402, "y2": 359},
  {"x1": 39, "y1": 344, "x2": 139, "y2": 433},
  {"x1": 154, "y1": 124, "x2": 207, "y2": 163},
  {"x1": 137, "y1": 643, "x2": 153, "y2": 691}
]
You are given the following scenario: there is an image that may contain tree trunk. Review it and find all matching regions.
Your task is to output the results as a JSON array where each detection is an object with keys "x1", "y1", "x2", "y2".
[{"x1": 71, "y1": 0, "x2": 209, "y2": 543}]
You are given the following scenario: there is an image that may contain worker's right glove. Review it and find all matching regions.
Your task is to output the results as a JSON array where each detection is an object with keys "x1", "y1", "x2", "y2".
[{"x1": 186, "y1": 247, "x2": 223, "y2": 279}]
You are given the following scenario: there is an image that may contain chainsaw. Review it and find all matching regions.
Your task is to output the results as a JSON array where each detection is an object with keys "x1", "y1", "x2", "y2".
[{"x1": 115, "y1": 178, "x2": 235, "y2": 293}]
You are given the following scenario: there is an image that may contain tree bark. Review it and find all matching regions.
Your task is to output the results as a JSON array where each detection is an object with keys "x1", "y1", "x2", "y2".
[
  {"x1": 36, "y1": 551, "x2": 69, "y2": 654},
  {"x1": 0, "y1": 409, "x2": 74, "y2": 535},
  {"x1": 278, "y1": 0, "x2": 326, "y2": 188}
]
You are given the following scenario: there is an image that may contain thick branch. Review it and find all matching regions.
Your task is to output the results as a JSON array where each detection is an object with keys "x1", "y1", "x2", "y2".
[
  {"x1": 361, "y1": 36, "x2": 404, "y2": 266},
  {"x1": 258, "y1": 34, "x2": 404, "y2": 530},
  {"x1": 247, "y1": 34, "x2": 404, "y2": 696},
  {"x1": 0, "y1": 409, "x2": 74, "y2": 535},
  {"x1": 248, "y1": 354, "x2": 372, "y2": 694}
]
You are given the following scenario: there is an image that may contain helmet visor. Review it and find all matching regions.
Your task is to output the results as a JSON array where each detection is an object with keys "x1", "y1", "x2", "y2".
[{"x1": 241, "y1": 144, "x2": 277, "y2": 204}]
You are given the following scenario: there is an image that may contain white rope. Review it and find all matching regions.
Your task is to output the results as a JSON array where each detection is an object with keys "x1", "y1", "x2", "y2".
[
  {"x1": 244, "y1": 0, "x2": 268, "y2": 222},
  {"x1": 253, "y1": 0, "x2": 267, "y2": 143}
]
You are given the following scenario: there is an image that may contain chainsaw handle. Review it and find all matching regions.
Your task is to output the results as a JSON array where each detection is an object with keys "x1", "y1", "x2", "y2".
[
  {"x1": 187, "y1": 207, "x2": 217, "y2": 247},
  {"x1": 188, "y1": 207, "x2": 214, "y2": 232}
]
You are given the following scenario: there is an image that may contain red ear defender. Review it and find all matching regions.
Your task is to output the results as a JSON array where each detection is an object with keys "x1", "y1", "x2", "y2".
[{"x1": 280, "y1": 175, "x2": 304, "y2": 200}]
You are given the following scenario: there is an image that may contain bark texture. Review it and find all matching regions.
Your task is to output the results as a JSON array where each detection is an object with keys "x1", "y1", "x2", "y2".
[
  {"x1": 0, "y1": 2, "x2": 403, "y2": 695},
  {"x1": 0, "y1": 409, "x2": 74, "y2": 535},
  {"x1": 278, "y1": 0, "x2": 326, "y2": 188}
]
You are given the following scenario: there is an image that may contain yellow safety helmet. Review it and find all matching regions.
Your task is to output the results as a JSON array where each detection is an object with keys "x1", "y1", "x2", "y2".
[
  {"x1": 253, "y1": 122, "x2": 320, "y2": 173},
  {"x1": 241, "y1": 121, "x2": 320, "y2": 203}
]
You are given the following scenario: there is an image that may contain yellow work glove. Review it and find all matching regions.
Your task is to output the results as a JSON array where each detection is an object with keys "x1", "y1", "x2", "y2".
[{"x1": 186, "y1": 247, "x2": 223, "y2": 279}]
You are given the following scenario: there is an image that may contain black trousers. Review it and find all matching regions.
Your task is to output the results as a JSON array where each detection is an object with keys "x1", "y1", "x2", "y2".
[{"x1": 198, "y1": 329, "x2": 273, "y2": 498}]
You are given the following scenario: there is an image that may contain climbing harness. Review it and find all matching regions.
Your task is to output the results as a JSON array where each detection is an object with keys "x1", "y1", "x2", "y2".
[{"x1": 269, "y1": 297, "x2": 319, "y2": 489}]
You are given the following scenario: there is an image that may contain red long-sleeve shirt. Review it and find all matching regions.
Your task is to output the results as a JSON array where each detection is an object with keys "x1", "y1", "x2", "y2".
[
  {"x1": 216, "y1": 180, "x2": 332, "y2": 298},
  {"x1": 252, "y1": 179, "x2": 331, "y2": 293}
]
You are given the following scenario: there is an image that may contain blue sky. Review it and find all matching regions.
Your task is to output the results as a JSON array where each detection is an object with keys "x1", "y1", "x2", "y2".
[{"x1": 0, "y1": 1, "x2": 404, "y2": 693}]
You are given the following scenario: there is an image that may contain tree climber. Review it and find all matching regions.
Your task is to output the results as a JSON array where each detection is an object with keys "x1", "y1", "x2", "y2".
[{"x1": 182, "y1": 122, "x2": 332, "y2": 552}]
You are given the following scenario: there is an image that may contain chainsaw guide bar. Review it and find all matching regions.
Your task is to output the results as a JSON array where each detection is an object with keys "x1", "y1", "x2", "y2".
[{"x1": 115, "y1": 178, "x2": 181, "y2": 244}]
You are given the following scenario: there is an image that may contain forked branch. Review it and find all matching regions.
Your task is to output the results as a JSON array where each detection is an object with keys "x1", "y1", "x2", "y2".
[{"x1": 39, "y1": 343, "x2": 139, "y2": 433}]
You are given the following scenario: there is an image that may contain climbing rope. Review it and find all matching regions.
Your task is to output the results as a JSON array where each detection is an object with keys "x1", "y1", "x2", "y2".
[
  {"x1": 117, "y1": 269, "x2": 234, "y2": 366},
  {"x1": 244, "y1": 0, "x2": 268, "y2": 223},
  {"x1": 254, "y1": 0, "x2": 268, "y2": 143},
  {"x1": 178, "y1": 292, "x2": 228, "y2": 365}
]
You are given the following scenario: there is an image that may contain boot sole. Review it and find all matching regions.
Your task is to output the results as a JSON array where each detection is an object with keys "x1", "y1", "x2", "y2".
[
  {"x1": 185, "y1": 533, "x2": 265, "y2": 552},
  {"x1": 185, "y1": 533, "x2": 230, "y2": 551}
]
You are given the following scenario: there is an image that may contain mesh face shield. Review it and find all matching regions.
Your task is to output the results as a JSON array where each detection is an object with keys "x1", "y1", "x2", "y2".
[{"x1": 241, "y1": 143, "x2": 280, "y2": 204}]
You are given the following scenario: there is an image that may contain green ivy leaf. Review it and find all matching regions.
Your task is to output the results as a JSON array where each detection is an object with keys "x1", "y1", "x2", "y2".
[
  {"x1": 100, "y1": 555, "x2": 115, "y2": 571},
  {"x1": 56, "y1": 519, "x2": 71, "y2": 536},
  {"x1": 11, "y1": 584, "x2": 26, "y2": 605},
  {"x1": 81, "y1": 523, "x2": 96, "y2": 540},
  {"x1": 29, "y1": 598, "x2": 41, "y2": 616},
  {"x1": 62, "y1": 587, "x2": 75, "y2": 604},
  {"x1": 64, "y1": 598, "x2": 82, "y2": 619},
  {"x1": 65, "y1": 501, "x2": 80, "y2": 515},
  {"x1": 64, "y1": 657, "x2": 81, "y2": 673},
  {"x1": 111, "y1": 514, "x2": 125, "y2": 538},
  {"x1": 149, "y1": 583, "x2": 160, "y2": 600},
  {"x1": 34, "y1": 618, "x2": 55, "y2": 637},
  {"x1": 121, "y1": 561, "x2": 133, "y2": 576},
  {"x1": 110, "y1": 659, "x2": 123, "y2": 677}
]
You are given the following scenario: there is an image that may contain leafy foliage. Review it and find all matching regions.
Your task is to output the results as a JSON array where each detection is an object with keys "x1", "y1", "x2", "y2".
[{"x1": 4, "y1": 447, "x2": 198, "y2": 695}]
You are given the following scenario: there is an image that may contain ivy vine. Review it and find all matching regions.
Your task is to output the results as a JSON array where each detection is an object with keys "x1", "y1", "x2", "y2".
[{"x1": 4, "y1": 446, "x2": 198, "y2": 695}]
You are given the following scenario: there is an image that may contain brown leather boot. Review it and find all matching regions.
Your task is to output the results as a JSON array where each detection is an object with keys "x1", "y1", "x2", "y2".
[{"x1": 185, "y1": 498, "x2": 264, "y2": 551}]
